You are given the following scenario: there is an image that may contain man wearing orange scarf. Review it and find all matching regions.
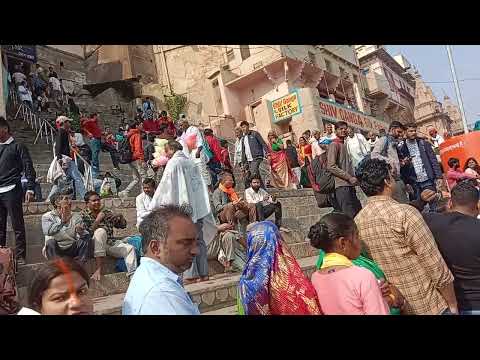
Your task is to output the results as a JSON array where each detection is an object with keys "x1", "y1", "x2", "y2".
[{"x1": 213, "y1": 173, "x2": 256, "y2": 226}]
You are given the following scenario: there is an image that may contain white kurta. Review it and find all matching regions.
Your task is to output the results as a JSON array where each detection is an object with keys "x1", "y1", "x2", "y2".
[
  {"x1": 345, "y1": 133, "x2": 370, "y2": 168},
  {"x1": 147, "y1": 151, "x2": 217, "y2": 245}
]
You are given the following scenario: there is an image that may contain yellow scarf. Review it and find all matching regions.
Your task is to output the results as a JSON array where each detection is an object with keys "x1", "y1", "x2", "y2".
[
  {"x1": 320, "y1": 253, "x2": 353, "y2": 269},
  {"x1": 218, "y1": 182, "x2": 239, "y2": 202}
]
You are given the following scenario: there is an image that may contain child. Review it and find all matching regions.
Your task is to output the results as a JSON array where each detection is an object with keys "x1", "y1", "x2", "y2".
[
  {"x1": 285, "y1": 139, "x2": 301, "y2": 189},
  {"x1": 308, "y1": 213, "x2": 390, "y2": 315}
]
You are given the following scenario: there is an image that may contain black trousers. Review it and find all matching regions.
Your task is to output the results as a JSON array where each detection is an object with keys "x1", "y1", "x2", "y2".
[
  {"x1": 44, "y1": 233, "x2": 92, "y2": 264},
  {"x1": 244, "y1": 158, "x2": 264, "y2": 189},
  {"x1": 101, "y1": 143, "x2": 119, "y2": 169},
  {"x1": 255, "y1": 202, "x2": 282, "y2": 227},
  {"x1": 334, "y1": 186, "x2": 362, "y2": 219},
  {"x1": 0, "y1": 183, "x2": 27, "y2": 260}
]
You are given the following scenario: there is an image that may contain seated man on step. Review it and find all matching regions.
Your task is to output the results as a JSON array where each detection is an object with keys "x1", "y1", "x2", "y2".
[
  {"x1": 207, "y1": 222, "x2": 245, "y2": 274},
  {"x1": 244, "y1": 174, "x2": 286, "y2": 231},
  {"x1": 41, "y1": 190, "x2": 91, "y2": 264},
  {"x1": 80, "y1": 191, "x2": 138, "y2": 281},
  {"x1": 212, "y1": 172, "x2": 256, "y2": 227}
]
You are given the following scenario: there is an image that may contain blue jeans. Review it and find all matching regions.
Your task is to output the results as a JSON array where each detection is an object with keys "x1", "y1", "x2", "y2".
[
  {"x1": 67, "y1": 161, "x2": 86, "y2": 200},
  {"x1": 90, "y1": 138, "x2": 102, "y2": 178},
  {"x1": 413, "y1": 179, "x2": 437, "y2": 212}
]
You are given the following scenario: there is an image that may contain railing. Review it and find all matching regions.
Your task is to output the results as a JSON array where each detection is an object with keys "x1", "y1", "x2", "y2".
[{"x1": 9, "y1": 88, "x2": 95, "y2": 191}]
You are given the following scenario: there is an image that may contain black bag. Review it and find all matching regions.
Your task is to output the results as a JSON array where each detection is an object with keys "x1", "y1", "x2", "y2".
[
  {"x1": 311, "y1": 155, "x2": 335, "y2": 194},
  {"x1": 118, "y1": 138, "x2": 133, "y2": 164}
]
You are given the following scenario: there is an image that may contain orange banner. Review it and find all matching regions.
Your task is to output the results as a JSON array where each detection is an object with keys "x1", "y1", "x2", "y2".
[{"x1": 439, "y1": 131, "x2": 480, "y2": 171}]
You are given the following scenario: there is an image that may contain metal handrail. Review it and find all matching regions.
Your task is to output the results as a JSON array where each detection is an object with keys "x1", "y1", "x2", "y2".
[{"x1": 10, "y1": 92, "x2": 95, "y2": 191}]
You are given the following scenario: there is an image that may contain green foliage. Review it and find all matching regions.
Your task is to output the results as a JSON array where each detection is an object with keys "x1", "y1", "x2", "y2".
[{"x1": 165, "y1": 93, "x2": 187, "y2": 123}]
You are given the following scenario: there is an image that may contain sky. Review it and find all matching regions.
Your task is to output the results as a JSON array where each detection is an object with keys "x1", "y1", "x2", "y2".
[{"x1": 386, "y1": 45, "x2": 480, "y2": 127}]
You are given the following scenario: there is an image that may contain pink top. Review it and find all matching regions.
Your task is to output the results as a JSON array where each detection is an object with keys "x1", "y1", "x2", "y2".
[
  {"x1": 447, "y1": 169, "x2": 477, "y2": 190},
  {"x1": 311, "y1": 266, "x2": 389, "y2": 315}
]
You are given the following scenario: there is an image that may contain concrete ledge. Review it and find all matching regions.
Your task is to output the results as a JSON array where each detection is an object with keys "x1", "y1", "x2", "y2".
[{"x1": 92, "y1": 255, "x2": 319, "y2": 315}]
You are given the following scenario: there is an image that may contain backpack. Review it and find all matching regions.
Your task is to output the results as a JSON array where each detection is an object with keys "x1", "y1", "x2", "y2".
[
  {"x1": 0, "y1": 247, "x2": 20, "y2": 315},
  {"x1": 118, "y1": 137, "x2": 133, "y2": 164},
  {"x1": 310, "y1": 155, "x2": 335, "y2": 194},
  {"x1": 355, "y1": 136, "x2": 391, "y2": 177}
]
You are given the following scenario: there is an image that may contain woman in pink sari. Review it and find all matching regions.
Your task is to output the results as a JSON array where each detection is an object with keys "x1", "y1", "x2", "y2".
[{"x1": 267, "y1": 130, "x2": 297, "y2": 189}]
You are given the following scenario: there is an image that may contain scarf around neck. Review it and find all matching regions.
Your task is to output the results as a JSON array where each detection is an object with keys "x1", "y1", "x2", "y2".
[
  {"x1": 320, "y1": 252, "x2": 353, "y2": 269},
  {"x1": 218, "y1": 183, "x2": 239, "y2": 202}
]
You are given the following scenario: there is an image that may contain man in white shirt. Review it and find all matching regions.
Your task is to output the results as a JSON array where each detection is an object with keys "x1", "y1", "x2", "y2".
[
  {"x1": 345, "y1": 126, "x2": 370, "y2": 169},
  {"x1": 320, "y1": 123, "x2": 337, "y2": 142},
  {"x1": 245, "y1": 175, "x2": 283, "y2": 229},
  {"x1": 310, "y1": 129, "x2": 324, "y2": 159},
  {"x1": 136, "y1": 178, "x2": 155, "y2": 229},
  {"x1": 429, "y1": 128, "x2": 445, "y2": 150},
  {"x1": 17, "y1": 81, "x2": 33, "y2": 109},
  {"x1": 367, "y1": 131, "x2": 378, "y2": 152}
]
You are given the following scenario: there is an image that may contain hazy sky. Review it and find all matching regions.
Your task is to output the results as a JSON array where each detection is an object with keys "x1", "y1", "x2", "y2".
[{"x1": 386, "y1": 45, "x2": 480, "y2": 127}]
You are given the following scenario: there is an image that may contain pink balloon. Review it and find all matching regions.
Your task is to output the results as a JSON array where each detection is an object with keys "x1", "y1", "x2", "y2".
[
  {"x1": 185, "y1": 134, "x2": 197, "y2": 150},
  {"x1": 152, "y1": 155, "x2": 169, "y2": 167}
]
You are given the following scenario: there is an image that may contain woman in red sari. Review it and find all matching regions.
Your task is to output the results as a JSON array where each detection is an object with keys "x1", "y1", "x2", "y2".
[{"x1": 267, "y1": 130, "x2": 297, "y2": 189}]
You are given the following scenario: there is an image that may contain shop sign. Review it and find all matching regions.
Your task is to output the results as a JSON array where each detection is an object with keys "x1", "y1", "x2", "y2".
[
  {"x1": 318, "y1": 97, "x2": 388, "y2": 133},
  {"x1": 270, "y1": 90, "x2": 302, "y2": 123},
  {"x1": 2, "y1": 45, "x2": 37, "y2": 63}
]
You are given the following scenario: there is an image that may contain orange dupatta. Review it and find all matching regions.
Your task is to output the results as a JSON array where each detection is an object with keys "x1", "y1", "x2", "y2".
[{"x1": 218, "y1": 183, "x2": 239, "y2": 202}]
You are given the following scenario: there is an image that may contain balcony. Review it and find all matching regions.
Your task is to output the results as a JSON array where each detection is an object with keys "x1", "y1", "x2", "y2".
[{"x1": 365, "y1": 72, "x2": 390, "y2": 98}]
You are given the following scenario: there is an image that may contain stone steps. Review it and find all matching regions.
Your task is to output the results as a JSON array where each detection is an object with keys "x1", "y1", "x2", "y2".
[{"x1": 92, "y1": 255, "x2": 318, "y2": 315}]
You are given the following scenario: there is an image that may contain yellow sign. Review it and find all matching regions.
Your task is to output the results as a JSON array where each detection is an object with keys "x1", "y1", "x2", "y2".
[{"x1": 270, "y1": 90, "x2": 302, "y2": 123}]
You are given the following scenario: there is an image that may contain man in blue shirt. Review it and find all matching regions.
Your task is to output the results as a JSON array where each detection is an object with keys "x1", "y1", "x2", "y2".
[{"x1": 122, "y1": 204, "x2": 201, "y2": 315}]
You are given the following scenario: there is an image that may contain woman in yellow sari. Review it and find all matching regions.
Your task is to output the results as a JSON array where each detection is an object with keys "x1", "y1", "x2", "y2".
[{"x1": 267, "y1": 130, "x2": 296, "y2": 189}]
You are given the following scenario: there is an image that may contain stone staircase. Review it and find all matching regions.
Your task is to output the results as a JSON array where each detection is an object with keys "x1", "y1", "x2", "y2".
[{"x1": 10, "y1": 115, "x2": 332, "y2": 315}]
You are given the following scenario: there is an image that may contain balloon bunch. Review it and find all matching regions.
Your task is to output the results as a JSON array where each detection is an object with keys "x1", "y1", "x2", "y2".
[{"x1": 151, "y1": 138, "x2": 169, "y2": 168}]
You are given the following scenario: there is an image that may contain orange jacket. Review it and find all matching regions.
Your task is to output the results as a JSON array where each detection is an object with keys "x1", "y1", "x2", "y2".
[{"x1": 128, "y1": 129, "x2": 144, "y2": 161}]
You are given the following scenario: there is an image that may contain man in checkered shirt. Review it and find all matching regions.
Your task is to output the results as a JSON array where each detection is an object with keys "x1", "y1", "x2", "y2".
[{"x1": 355, "y1": 158, "x2": 457, "y2": 315}]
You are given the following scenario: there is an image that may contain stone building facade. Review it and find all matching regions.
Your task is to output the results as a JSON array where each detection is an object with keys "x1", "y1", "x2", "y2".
[
  {"x1": 413, "y1": 76, "x2": 453, "y2": 137},
  {"x1": 355, "y1": 45, "x2": 415, "y2": 125},
  {"x1": 151, "y1": 45, "x2": 389, "y2": 140},
  {"x1": 442, "y1": 95, "x2": 465, "y2": 135}
]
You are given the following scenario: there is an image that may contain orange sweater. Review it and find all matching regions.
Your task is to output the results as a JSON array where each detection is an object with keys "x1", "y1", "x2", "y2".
[{"x1": 128, "y1": 129, "x2": 144, "y2": 161}]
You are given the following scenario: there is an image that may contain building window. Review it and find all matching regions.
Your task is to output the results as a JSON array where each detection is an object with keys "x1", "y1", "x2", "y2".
[
  {"x1": 226, "y1": 48, "x2": 235, "y2": 62},
  {"x1": 308, "y1": 51, "x2": 316, "y2": 65},
  {"x1": 324, "y1": 59, "x2": 332, "y2": 73},
  {"x1": 240, "y1": 45, "x2": 251, "y2": 60}
]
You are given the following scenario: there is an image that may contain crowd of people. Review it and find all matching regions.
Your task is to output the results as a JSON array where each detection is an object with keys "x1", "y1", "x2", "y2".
[{"x1": 5, "y1": 86, "x2": 480, "y2": 315}]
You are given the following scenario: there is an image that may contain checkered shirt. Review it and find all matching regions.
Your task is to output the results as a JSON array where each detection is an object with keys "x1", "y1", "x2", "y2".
[{"x1": 355, "y1": 196, "x2": 454, "y2": 315}]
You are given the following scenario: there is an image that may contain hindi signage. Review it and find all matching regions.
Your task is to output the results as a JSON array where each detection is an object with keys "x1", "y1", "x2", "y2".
[
  {"x1": 270, "y1": 90, "x2": 302, "y2": 123},
  {"x1": 318, "y1": 97, "x2": 388, "y2": 133},
  {"x1": 2, "y1": 45, "x2": 37, "y2": 63}
]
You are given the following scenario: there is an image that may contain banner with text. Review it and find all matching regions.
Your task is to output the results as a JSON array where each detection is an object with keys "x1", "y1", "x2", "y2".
[
  {"x1": 2, "y1": 45, "x2": 37, "y2": 63},
  {"x1": 439, "y1": 131, "x2": 480, "y2": 175},
  {"x1": 270, "y1": 90, "x2": 302, "y2": 123},
  {"x1": 318, "y1": 97, "x2": 388, "y2": 133}
]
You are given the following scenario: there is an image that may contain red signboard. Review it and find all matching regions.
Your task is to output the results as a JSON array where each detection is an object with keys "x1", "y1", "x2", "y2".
[{"x1": 439, "y1": 131, "x2": 480, "y2": 171}]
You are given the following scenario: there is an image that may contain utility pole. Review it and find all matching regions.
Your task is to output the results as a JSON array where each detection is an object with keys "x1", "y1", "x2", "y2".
[{"x1": 446, "y1": 45, "x2": 469, "y2": 134}]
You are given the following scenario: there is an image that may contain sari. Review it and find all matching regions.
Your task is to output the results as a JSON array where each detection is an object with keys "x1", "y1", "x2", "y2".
[
  {"x1": 268, "y1": 138, "x2": 296, "y2": 189},
  {"x1": 238, "y1": 221, "x2": 321, "y2": 315},
  {"x1": 316, "y1": 250, "x2": 400, "y2": 315},
  {"x1": 298, "y1": 144, "x2": 313, "y2": 187}
]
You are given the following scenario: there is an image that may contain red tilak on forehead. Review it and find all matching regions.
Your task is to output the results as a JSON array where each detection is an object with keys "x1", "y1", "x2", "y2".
[{"x1": 54, "y1": 259, "x2": 76, "y2": 297}]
